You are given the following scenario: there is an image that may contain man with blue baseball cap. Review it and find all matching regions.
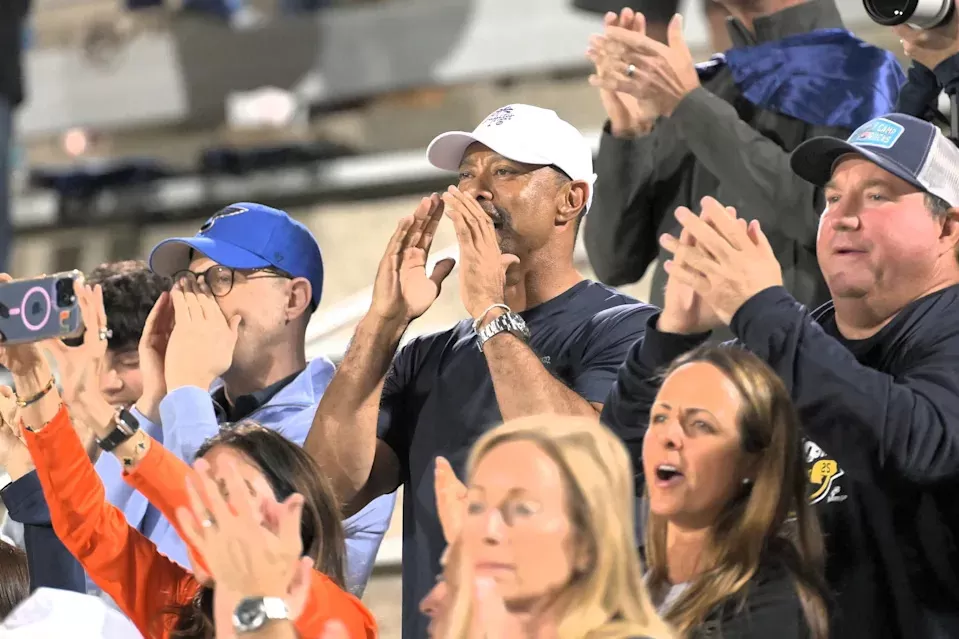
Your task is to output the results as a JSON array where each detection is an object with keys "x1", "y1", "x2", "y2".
[
  {"x1": 602, "y1": 113, "x2": 959, "y2": 638},
  {"x1": 93, "y1": 202, "x2": 395, "y2": 598}
]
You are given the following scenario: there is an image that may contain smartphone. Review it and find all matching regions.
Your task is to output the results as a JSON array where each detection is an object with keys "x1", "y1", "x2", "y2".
[{"x1": 0, "y1": 271, "x2": 85, "y2": 345}]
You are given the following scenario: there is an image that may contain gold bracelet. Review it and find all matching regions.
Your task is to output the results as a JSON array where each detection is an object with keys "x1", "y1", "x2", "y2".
[{"x1": 15, "y1": 377, "x2": 56, "y2": 408}]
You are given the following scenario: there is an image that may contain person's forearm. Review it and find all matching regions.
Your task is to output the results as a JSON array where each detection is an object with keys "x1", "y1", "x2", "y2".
[
  {"x1": 241, "y1": 622, "x2": 298, "y2": 639},
  {"x1": 306, "y1": 313, "x2": 406, "y2": 503},
  {"x1": 483, "y1": 333, "x2": 598, "y2": 421},
  {"x1": 13, "y1": 360, "x2": 62, "y2": 433},
  {"x1": 75, "y1": 393, "x2": 152, "y2": 471}
]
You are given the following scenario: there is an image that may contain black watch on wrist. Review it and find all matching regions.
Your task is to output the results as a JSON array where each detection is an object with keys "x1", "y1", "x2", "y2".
[{"x1": 97, "y1": 406, "x2": 140, "y2": 452}]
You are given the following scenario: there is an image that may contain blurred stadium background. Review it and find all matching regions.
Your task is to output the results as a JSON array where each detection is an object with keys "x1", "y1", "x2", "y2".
[{"x1": 2, "y1": 1, "x2": 910, "y2": 635}]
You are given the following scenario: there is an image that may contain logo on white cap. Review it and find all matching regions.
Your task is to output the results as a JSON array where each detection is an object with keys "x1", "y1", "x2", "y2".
[{"x1": 482, "y1": 106, "x2": 516, "y2": 128}]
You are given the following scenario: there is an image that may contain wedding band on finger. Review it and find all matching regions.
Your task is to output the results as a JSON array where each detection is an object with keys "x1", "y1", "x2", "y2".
[
  {"x1": 626, "y1": 63, "x2": 637, "y2": 78},
  {"x1": 98, "y1": 328, "x2": 113, "y2": 341}
]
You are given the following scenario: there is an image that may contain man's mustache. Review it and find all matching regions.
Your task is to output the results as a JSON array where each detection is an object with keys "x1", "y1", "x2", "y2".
[{"x1": 478, "y1": 203, "x2": 513, "y2": 229}]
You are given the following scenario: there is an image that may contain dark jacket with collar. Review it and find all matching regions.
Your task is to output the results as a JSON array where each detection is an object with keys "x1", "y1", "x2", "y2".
[
  {"x1": 0, "y1": 0, "x2": 30, "y2": 106},
  {"x1": 603, "y1": 285, "x2": 959, "y2": 638},
  {"x1": 584, "y1": 0, "x2": 850, "y2": 313}
]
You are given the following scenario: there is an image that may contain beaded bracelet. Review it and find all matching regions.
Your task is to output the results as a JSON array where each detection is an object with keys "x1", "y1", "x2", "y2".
[{"x1": 15, "y1": 376, "x2": 56, "y2": 408}]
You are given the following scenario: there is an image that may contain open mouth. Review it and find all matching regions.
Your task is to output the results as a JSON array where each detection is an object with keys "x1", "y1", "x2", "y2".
[{"x1": 655, "y1": 464, "x2": 684, "y2": 484}]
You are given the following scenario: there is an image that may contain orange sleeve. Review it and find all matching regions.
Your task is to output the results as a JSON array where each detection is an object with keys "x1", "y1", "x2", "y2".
[
  {"x1": 122, "y1": 438, "x2": 212, "y2": 574},
  {"x1": 23, "y1": 405, "x2": 199, "y2": 639},
  {"x1": 124, "y1": 437, "x2": 377, "y2": 638},
  {"x1": 297, "y1": 571, "x2": 378, "y2": 639}
]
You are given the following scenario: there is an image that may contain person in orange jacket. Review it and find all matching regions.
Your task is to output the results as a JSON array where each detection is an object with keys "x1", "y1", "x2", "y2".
[{"x1": 0, "y1": 276, "x2": 377, "y2": 639}]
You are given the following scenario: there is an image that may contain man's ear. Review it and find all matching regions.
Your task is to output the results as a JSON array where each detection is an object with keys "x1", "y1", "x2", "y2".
[
  {"x1": 286, "y1": 278, "x2": 313, "y2": 323},
  {"x1": 939, "y1": 208, "x2": 959, "y2": 259},
  {"x1": 556, "y1": 180, "x2": 589, "y2": 227}
]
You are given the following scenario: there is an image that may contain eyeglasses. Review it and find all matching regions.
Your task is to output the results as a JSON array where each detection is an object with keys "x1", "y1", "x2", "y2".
[{"x1": 172, "y1": 264, "x2": 292, "y2": 298}]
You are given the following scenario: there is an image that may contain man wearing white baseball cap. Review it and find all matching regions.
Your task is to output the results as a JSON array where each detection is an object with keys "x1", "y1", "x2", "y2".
[{"x1": 307, "y1": 104, "x2": 657, "y2": 637}]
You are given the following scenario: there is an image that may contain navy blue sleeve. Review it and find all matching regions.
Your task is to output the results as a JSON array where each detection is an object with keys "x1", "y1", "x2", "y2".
[
  {"x1": 600, "y1": 312, "x2": 711, "y2": 489},
  {"x1": 731, "y1": 286, "x2": 959, "y2": 485},
  {"x1": 570, "y1": 303, "x2": 659, "y2": 405},
  {"x1": 933, "y1": 53, "x2": 959, "y2": 97},
  {"x1": 896, "y1": 62, "x2": 942, "y2": 118},
  {"x1": 1, "y1": 471, "x2": 86, "y2": 593},
  {"x1": 377, "y1": 339, "x2": 419, "y2": 482}
]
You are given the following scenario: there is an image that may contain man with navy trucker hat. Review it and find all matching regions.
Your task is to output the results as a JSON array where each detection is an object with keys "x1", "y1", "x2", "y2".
[
  {"x1": 94, "y1": 202, "x2": 396, "y2": 597},
  {"x1": 602, "y1": 113, "x2": 959, "y2": 638}
]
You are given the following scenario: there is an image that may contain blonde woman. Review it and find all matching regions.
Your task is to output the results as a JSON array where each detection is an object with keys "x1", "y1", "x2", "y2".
[
  {"x1": 643, "y1": 345, "x2": 829, "y2": 638},
  {"x1": 439, "y1": 415, "x2": 674, "y2": 639}
]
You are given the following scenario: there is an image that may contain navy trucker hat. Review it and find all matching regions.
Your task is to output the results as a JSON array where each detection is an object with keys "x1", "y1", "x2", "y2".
[
  {"x1": 149, "y1": 202, "x2": 324, "y2": 309},
  {"x1": 791, "y1": 113, "x2": 959, "y2": 208}
]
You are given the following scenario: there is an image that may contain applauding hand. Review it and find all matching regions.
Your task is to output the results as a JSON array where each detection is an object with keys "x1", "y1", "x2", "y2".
[
  {"x1": 660, "y1": 197, "x2": 784, "y2": 325},
  {"x1": 587, "y1": 8, "x2": 660, "y2": 137}
]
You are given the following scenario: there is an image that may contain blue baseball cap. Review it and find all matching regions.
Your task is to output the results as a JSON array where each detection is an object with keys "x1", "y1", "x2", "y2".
[
  {"x1": 791, "y1": 113, "x2": 959, "y2": 208},
  {"x1": 149, "y1": 202, "x2": 324, "y2": 309}
]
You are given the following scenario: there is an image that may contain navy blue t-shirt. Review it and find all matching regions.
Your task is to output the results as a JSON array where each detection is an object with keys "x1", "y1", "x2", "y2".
[{"x1": 377, "y1": 280, "x2": 656, "y2": 638}]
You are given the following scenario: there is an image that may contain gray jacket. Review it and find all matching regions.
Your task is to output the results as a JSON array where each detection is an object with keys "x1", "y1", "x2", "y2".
[{"x1": 584, "y1": 0, "x2": 850, "y2": 310}]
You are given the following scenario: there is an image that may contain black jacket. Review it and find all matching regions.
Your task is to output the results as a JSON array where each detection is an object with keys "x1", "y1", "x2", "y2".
[
  {"x1": 603, "y1": 285, "x2": 959, "y2": 638},
  {"x1": 584, "y1": 0, "x2": 852, "y2": 311},
  {"x1": 0, "y1": 0, "x2": 31, "y2": 106}
]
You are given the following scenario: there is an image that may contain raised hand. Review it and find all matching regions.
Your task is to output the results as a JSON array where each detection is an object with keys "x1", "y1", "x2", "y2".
[
  {"x1": 164, "y1": 278, "x2": 241, "y2": 393},
  {"x1": 370, "y1": 194, "x2": 455, "y2": 325},
  {"x1": 590, "y1": 12, "x2": 699, "y2": 119},
  {"x1": 0, "y1": 386, "x2": 32, "y2": 479},
  {"x1": 587, "y1": 9, "x2": 660, "y2": 137},
  {"x1": 661, "y1": 197, "x2": 783, "y2": 325},
  {"x1": 435, "y1": 456, "x2": 467, "y2": 544},
  {"x1": 657, "y1": 201, "x2": 733, "y2": 335},
  {"x1": 441, "y1": 186, "x2": 519, "y2": 322},
  {"x1": 42, "y1": 283, "x2": 109, "y2": 406},
  {"x1": 136, "y1": 291, "x2": 173, "y2": 423}
]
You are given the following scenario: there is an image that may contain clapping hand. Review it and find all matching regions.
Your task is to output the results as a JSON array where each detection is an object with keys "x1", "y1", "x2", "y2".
[
  {"x1": 589, "y1": 12, "x2": 700, "y2": 118},
  {"x1": 586, "y1": 8, "x2": 660, "y2": 137},
  {"x1": 176, "y1": 457, "x2": 310, "y2": 620},
  {"x1": 660, "y1": 197, "x2": 783, "y2": 325}
]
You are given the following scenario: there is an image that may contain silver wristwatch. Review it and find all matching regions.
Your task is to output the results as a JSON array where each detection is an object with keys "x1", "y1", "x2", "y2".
[
  {"x1": 476, "y1": 311, "x2": 531, "y2": 350},
  {"x1": 232, "y1": 596, "x2": 289, "y2": 634}
]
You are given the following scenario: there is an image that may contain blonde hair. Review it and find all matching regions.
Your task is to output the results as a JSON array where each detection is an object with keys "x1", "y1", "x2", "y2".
[
  {"x1": 645, "y1": 346, "x2": 829, "y2": 638},
  {"x1": 445, "y1": 414, "x2": 674, "y2": 639}
]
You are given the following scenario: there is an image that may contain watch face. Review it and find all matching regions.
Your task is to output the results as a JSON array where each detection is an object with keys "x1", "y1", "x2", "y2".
[{"x1": 233, "y1": 598, "x2": 267, "y2": 631}]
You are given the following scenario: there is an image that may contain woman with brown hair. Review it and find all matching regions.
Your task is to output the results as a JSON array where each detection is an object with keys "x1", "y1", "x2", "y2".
[
  {"x1": 0, "y1": 278, "x2": 376, "y2": 638},
  {"x1": 436, "y1": 414, "x2": 674, "y2": 639},
  {"x1": 642, "y1": 345, "x2": 829, "y2": 638},
  {"x1": 0, "y1": 540, "x2": 28, "y2": 618}
]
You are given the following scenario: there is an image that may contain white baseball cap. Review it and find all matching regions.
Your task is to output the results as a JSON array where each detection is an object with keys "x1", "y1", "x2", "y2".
[{"x1": 427, "y1": 104, "x2": 598, "y2": 212}]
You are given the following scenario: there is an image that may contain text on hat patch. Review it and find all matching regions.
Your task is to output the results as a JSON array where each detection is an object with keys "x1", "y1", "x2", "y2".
[{"x1": 850, "y1": 118, "x2": 905, "y2": 150}]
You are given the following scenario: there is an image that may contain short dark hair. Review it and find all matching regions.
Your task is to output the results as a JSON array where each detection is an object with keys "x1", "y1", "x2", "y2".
[
  {"x1": 86, "y1": 261, "x2": 172, "y2": 353},
  {"x1": 926, "y1": 192, "x2": 952, "y2": 219},
  {"x1": 0, "y1": 541, "x2": 28, "y2": 618}
]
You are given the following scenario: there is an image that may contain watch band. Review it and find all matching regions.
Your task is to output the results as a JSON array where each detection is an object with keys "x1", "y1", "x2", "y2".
[
  {"x1": 476, "y1": 311, "x2": 530, "y2": 350},
  {"x1": 233, "y1": 596, "x2": 290, "y2": 634},
  {"x1": 97, "y1": 406, "x2": 140, "y2": 452}
]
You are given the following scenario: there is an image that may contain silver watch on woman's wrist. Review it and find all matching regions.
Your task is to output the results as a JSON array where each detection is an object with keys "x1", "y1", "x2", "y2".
[{"x1": 232, "y1": 596, "x2": 289, "y2": 634}]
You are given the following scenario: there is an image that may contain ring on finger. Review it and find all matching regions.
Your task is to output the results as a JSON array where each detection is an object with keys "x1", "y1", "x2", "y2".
[
  {"x1": 626, "y1": 63, "x2": 637, "y2": 78},
  {"x1": 98, "y1": 328, "x2": 113, "y2": 341},
  {"x1": 201, "y1": 514, "x2": 216, "y2": 529}
]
